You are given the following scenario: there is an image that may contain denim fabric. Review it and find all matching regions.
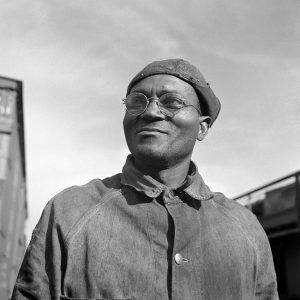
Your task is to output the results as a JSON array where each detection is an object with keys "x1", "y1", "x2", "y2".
[{"x1": 12, "y1": 156, "x2": 278, "y2": 300}]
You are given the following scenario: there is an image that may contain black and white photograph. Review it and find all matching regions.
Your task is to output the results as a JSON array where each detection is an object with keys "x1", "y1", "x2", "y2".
[{"x1": 0, "y1": 1, "x2": 299, "y2": 299}]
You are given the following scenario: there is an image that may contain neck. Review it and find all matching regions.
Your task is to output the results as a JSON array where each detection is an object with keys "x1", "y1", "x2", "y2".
[{"x1": 134, "y1": 156, "x2": 191, "y2": 189}]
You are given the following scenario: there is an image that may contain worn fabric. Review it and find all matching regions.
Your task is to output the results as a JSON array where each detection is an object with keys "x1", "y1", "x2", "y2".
[
  {"x1": 12, "y1": 156, "x2": 278, "y2": 300},
  {"x1": 126, "y1": 58, "x2": 221, "y2": 126}
]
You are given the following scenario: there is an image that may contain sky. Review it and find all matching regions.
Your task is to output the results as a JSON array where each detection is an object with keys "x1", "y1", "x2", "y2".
[{"x1": 0, "y1": 0, "x2": 299, "y2": 240}]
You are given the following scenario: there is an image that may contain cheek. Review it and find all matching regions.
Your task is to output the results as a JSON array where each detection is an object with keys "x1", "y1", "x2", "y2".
[
  {"x1": 123, "y1": 114, "x2": 133, "y2": 134},
  {"x1": 123, "y1": 114, "x2": 137, "y2": 148},
  {"x1": 173, "y1": 117, "x2": 200, "y2": 140}
]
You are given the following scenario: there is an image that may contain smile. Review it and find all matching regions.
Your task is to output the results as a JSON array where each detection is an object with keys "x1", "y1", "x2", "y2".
[{"x1": 137, "y1": 128, "x2": 167, "y2": 134}]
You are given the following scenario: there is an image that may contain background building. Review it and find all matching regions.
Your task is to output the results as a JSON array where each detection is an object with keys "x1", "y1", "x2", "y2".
[
  {"x1": 0, "y1": 76, "x2": 27, "y2": 299},
  {"x1": 235, "y1": 171, "x2": 300, "y2": 300}
]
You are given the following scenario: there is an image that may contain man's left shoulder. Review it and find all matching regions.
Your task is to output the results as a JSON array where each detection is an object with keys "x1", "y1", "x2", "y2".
[
  {"x1": 210, "y1": 191, "x2": 265, "y2": 233},
  {"x1": 211, "y1": 191, "x2": 252, "y2": 212}
]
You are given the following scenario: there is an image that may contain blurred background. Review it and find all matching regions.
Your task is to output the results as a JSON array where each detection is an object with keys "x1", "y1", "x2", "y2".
[{"x1": 0, "y1": 0, "x2": 299, "y2": 299}]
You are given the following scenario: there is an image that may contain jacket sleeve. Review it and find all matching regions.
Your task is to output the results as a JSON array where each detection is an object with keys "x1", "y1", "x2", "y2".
[
  {"x1": 254, "y1": 221, "x2": 279, "y2": 300},
  {"x1": 11, "y1": 199, "x2": 63, "y2": 300}
]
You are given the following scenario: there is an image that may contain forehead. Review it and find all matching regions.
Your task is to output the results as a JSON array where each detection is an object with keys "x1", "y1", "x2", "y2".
[{"x1": 130, "y1": 74, "x2": 197, "y2": 95}]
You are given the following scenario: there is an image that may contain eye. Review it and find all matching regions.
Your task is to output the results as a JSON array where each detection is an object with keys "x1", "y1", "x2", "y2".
[
  {"x1": 160, "y1": 93, "x2": 185, "y2": 109},
  {"x1": 125, "y1": 92, "x2": 148, "y2": 114}
]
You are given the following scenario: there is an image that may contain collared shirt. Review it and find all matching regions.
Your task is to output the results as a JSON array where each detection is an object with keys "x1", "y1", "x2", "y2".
[{"x1": 12, "y1": 156, "x2": 278, "y2": 300}]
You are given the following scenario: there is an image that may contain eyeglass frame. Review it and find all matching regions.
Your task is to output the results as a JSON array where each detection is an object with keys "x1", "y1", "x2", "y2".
[{"x1": 122, "y1": 92, "x2": 202, "y2": 118}]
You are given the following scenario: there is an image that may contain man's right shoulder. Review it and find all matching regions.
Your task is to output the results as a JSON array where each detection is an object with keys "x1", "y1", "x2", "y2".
[
  {"x1": 37, "y1": 174, "x2": 122, "y2": 239},
  {"x1": 52, "y1": 173, "x2": 122, "y2": 205}
]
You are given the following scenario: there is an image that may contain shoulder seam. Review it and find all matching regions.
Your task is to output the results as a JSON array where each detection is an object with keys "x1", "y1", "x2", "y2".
[
  {"x1": 64, "y1": 189, "x2": 122, "y2": 246},
  {"x1": 212, "y1": 198, "x2": 259, "y2": 253}
]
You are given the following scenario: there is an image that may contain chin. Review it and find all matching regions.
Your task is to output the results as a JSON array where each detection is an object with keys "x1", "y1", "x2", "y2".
[
  {"x1": 134, "y1": 148, "x2": 189, "y2": 170},
  {"x1": 134, "y1": 147, "x2": 170, "y2": 166}
]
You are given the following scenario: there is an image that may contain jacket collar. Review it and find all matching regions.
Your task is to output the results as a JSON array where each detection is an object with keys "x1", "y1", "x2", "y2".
[{"x1": 121, "y1": 155, "x2": 212, "y2": 201}]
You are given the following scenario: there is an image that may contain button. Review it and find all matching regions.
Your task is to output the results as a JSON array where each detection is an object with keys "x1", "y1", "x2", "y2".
[
  {"x1": 174, "y1": 253, "x2": 189, "y2": 265},
  {"x1": 174, "y1": 253, "x2": 182, "y2": 264}
]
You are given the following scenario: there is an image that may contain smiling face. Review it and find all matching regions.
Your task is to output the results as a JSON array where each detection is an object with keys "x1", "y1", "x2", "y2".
[{"x1": 123, "y1": 74, "x2": 208, "y2": 169}]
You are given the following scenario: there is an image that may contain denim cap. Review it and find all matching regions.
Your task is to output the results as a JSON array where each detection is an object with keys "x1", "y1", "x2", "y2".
[{"x1": 126, "y1": 58, "x2": 221, "y2": 126}]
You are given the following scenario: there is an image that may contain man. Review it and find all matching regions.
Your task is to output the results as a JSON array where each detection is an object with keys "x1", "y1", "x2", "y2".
[{"x1": 12, "y1": 59, "x2": 278, "y2": 299}]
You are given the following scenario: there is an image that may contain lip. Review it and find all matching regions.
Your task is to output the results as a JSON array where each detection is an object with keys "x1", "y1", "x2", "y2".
[{"x1": 137, "y1": 127, "x2": 167, "y2": 134}]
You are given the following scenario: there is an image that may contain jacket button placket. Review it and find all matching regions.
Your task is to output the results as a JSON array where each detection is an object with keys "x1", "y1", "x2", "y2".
[{"x1": 163, "y1": 190, "x2": 191, "y2": 300}]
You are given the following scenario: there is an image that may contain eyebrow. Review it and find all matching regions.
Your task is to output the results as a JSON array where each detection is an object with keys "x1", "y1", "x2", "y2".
[
  {"x1": 131, "y1": 84, "x2": 186, "y2": 98},
  {"x1": 159, "y1": 85, "x2": 178, "y2": 93}
]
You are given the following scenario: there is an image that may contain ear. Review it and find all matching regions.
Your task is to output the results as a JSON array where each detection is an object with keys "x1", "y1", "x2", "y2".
[{"x1": 197, "y1": 116, "x2": 210, "y2": 141}]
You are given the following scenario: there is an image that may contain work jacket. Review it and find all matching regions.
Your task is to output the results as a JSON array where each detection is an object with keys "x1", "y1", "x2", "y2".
[{"x1": 12, "y1": 156, "x2": 278, "y2": 299}]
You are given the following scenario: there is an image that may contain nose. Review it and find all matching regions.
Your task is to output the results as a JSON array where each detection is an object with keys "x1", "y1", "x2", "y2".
[{"x1": 140, "y1": 99, "x2": 165, "y2": 120}]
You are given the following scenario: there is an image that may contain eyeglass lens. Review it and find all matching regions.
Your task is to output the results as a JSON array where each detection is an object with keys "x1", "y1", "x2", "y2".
[{"x1": 125, "y1": 93, "x2": 184, "y2": 117}]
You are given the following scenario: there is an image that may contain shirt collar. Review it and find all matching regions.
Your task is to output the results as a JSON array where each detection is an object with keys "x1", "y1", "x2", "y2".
[{"x1": 121, "y1": 155, "x2": 212, "y2": 201}]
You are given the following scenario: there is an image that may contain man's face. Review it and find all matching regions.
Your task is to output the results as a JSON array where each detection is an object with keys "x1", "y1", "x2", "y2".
[{"x1": 123, "y1": 74, "x2": 206, "y2": 168}]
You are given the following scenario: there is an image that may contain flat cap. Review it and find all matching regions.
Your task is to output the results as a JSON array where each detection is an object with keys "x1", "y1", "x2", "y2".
[{"x1": 127, "y1": 58, "x2": 221, "y2": 126}]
